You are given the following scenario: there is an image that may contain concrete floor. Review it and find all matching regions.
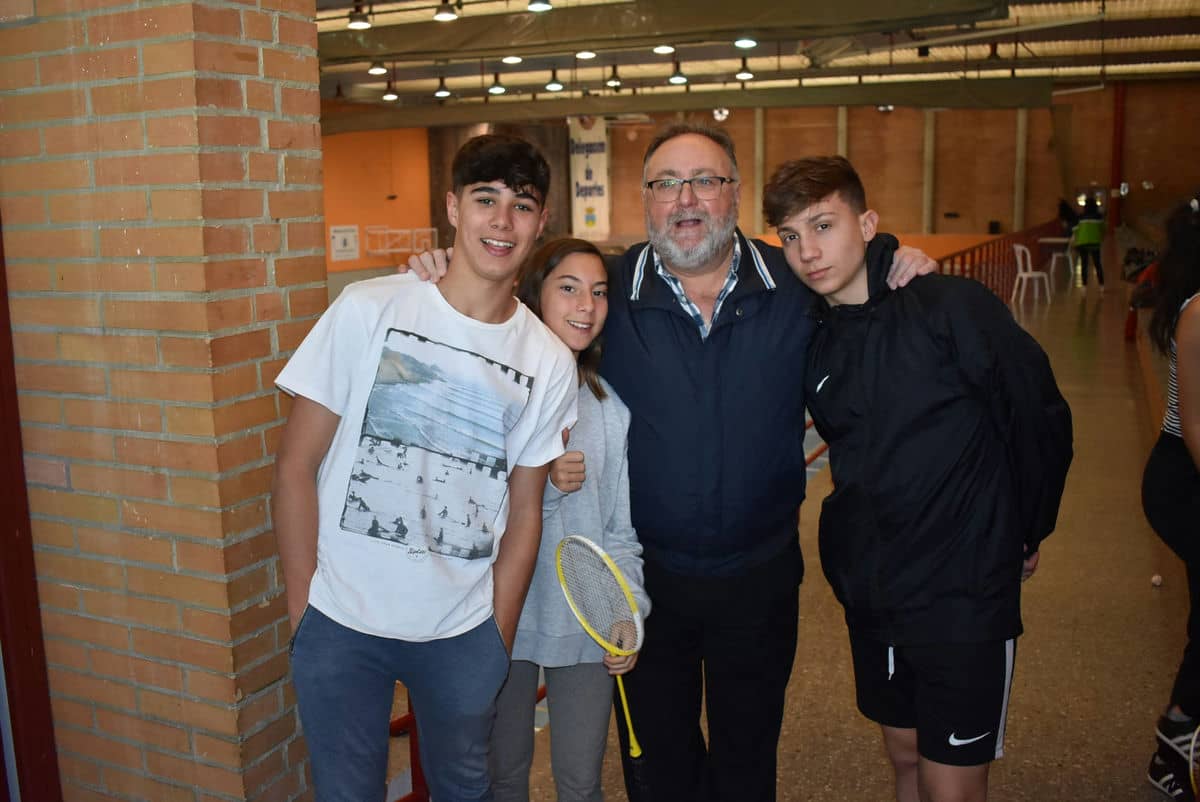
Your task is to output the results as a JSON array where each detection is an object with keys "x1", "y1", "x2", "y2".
[{"x1": 390, "y1": 277, "x2": 1186, "y2": 801}]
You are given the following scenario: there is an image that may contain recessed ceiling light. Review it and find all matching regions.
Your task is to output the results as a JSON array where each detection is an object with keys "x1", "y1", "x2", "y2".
[
  {"x1": 347, "y1": 2, "x2": 371, "y2": 29},
  {"x1": 488, "y1": 72, "x2": 506, "y2": 95},
  {"x1": 367, "y1": 60, "x2": 387, "y2": 76},
  {"x1": 545, "y1": 69, "x2": 564, "y2": 92},
  {"x1": 735, "y1": 57, "x2": 753, "y2": 81},
  {"x1": 434, "y1": 77, "x2": 451, "y2": 98},
  {"x1": 528, "y1": 0, "x2": 552, "y2": 11},
  {"x1": 433, "y1": 1, "x2": 457, "y2": 21},
  {"x1": 575, "y1": 50, "x2": 597, "y2": 60},
  {"x1": 653, "y1": 44, "x2": 675, "y2": 55},
  {"x1": 502, "y1": 55, "x2": 523, "y2": 65},
  {"x1": 734, "y1": 37, "x2": 757, "y2": 49}
]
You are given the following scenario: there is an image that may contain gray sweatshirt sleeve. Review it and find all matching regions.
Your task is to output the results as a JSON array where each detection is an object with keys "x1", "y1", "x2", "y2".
[{"x1": 598, "y1": 384, "x2": 651, "y2": 619}]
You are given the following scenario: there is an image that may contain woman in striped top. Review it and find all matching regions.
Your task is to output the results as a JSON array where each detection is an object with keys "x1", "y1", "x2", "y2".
[{"x1": 1144, "y1": 193, "x2": 1200, "y2": 802}]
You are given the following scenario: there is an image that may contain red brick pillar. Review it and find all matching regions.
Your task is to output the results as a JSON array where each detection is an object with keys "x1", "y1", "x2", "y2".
[{"x1": 0, "y1": 1, "x2": 326, "y2": 799}]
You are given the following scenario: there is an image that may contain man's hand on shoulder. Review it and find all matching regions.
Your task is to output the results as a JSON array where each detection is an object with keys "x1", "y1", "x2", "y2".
[
  {"x1": 400, "y1": 248, "x2": 453, "y2": 282},
  {"x1": 886, "y1": 245, "x2": 939, "y2": 289}
]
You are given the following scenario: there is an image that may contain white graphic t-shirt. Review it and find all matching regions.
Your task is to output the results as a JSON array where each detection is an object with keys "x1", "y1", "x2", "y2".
[{"x1": 276, "y1": 274, "x2": 578, "y2": 641}]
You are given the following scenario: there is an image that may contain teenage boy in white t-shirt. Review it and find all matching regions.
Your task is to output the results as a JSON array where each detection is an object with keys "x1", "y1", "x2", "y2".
[{"x1": 272, "y1": 134, "x2": 578, "y2": 802}]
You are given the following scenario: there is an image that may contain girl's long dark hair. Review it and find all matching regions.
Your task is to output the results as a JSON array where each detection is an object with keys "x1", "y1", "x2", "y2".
[
  {"x1": 516, "y1": 237, "x2": 608, "y2": 400},
  {"x1": 1149, "y1": 194, "x2": 1200, "y2": 356}
]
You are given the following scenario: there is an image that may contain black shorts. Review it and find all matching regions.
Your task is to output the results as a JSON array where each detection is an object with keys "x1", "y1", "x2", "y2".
[{"x1": 849, "y1": 633, "x2": 1016, "y2": 766}]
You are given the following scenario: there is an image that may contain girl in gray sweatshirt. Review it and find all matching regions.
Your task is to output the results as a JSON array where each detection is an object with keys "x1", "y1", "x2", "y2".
[{"x1": 490, "y1": 238, "x2": 650, "y2": 802}]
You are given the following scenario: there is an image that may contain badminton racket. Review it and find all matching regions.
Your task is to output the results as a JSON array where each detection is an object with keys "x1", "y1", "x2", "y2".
[{"x1": 555, "y1": 534, "x2": 650, "y2": 800}]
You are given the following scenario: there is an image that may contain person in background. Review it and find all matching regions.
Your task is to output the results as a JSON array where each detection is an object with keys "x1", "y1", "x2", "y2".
[
  {"x1": 1143, "y1": 192, "x2": 1200, "y2": 802},
  {"x1": 1073, "y1": 195, "x2": 1106, "y2": 292},
  {"x1": 490, "y1": 237, "x2": 650, "y2": 802},
  {"x1": 1057, "y1": 197, "x2": 1079, "y2": 236},
  {"x1": 272, "y1": 134, "x2": 577, "y2": 802}
]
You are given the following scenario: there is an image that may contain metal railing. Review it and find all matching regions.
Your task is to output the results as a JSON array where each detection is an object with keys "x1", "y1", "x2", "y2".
[{"x1": 934, "y1": 220, "x2": 1062, "y2": 300}]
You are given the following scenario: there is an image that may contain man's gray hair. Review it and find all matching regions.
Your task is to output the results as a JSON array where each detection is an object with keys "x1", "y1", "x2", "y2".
[{"x1": 641, "y1": 123, "x2": 739, "y2": 180}]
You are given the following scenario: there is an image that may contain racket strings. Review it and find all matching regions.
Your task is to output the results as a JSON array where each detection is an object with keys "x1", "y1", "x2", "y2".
[{"x1": 559, "y1": 542, "x2": 640, "y2": 653}]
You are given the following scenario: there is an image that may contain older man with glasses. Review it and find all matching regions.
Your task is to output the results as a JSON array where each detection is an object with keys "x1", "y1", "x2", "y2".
[{"x1": 599, "y1": 123, "x2": 935, "y2": 802}]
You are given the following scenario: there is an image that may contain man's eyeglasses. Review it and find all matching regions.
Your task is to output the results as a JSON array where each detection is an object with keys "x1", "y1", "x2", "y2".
[{"x1": 644, "y1": 176, "x2": 736, "y2": 202}]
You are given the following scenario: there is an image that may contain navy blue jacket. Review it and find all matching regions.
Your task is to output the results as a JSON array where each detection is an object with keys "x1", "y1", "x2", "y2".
[{"x1": 599, "y1": 229, "x2": 815, "y2": 577}]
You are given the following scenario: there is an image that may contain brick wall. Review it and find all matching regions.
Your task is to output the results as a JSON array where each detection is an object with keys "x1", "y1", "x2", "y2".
[
  {"x1": 0, "y1": 1, "x2": 324, "y2": 799},
  {"x1": 845, "y1": 105, "x2": 924, "y2": 234}
]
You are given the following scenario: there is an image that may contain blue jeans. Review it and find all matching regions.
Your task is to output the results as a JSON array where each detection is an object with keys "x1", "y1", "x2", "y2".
[{"x1": 290, "y1": 606, "x2": 511, "y2": 802}]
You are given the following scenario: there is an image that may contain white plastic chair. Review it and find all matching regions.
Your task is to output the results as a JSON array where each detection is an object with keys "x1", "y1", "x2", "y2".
[
  {"x1": 1047, "y1": 242, "x2": 1074, "y2": 292},
  {"x1": 1011, "y1": 243, "x2": 1051, "y2": 304}
]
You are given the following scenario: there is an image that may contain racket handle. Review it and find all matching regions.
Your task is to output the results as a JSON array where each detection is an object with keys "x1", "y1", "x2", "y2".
[{"x1": 616, "y1": 674, "x2": 642, "y2": 759}]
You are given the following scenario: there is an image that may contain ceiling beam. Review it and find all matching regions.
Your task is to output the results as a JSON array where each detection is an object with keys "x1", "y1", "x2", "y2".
[
  {"x1": 318, "y1": 0, "x2": 1005, "y2": 64},
  {"x1": 320, "y1": 76, "x2": 1053, "y2": 132},
  {"x1": 323, "y1": 48, "x2": 1200, "y2": 100}
]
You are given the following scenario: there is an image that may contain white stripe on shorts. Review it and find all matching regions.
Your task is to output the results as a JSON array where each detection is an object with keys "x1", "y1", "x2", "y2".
[{"x1": 994, "y1": 638, "x2": 1015, "y2": 759}]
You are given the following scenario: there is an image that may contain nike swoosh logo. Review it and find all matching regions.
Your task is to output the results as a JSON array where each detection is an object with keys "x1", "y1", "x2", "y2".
[
  {"x1": 947, "y1": 731, "x2": 991, "y2": 747},
  {"x1": 815, "y1": 374, "x2": 830, "y2": 393}
]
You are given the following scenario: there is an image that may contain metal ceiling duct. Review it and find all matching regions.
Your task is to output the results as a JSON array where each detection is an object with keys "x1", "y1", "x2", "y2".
[{"x1": 319, "y1": 0, "x2": 1006, "y2": 63}]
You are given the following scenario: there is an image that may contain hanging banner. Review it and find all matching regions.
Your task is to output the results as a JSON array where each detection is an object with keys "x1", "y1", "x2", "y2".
[{"x1": 568, "y1": 116, "x2": 610, "y2": 241}]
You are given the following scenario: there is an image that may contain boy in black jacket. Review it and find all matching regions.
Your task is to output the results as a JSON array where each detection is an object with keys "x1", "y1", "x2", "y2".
[{"x1": 763, "y1": 157, "x2": 1072, "y2": 802}]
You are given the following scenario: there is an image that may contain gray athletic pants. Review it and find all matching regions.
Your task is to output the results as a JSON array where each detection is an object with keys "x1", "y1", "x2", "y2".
[{"x1": 491, "y1": 659, "x2": 613, "y2": 802}]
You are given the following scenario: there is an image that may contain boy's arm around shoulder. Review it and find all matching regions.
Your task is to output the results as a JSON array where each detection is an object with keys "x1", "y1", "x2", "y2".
[
  {"x1": 940, "y1": 278, "x2": 1074, "y2": 553},
  {"x1": 271, "y1": 396, "x2": 340, "y2": 632}
]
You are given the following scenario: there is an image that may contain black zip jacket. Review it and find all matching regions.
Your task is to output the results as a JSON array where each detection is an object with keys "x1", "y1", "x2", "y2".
[{"x1": 806, "y1": 235, "x2": 1072, "y2": 644}]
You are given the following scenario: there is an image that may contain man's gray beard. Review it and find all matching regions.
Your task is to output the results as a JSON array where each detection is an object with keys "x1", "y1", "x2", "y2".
[{"x1": 646, "y1": 207, "x2": 739, "y2": 274}]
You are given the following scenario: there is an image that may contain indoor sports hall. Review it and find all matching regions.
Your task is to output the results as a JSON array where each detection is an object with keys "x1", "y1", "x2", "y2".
[{"x1": 1, "y1": 1, "x2": 1199, "y2": 800}]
